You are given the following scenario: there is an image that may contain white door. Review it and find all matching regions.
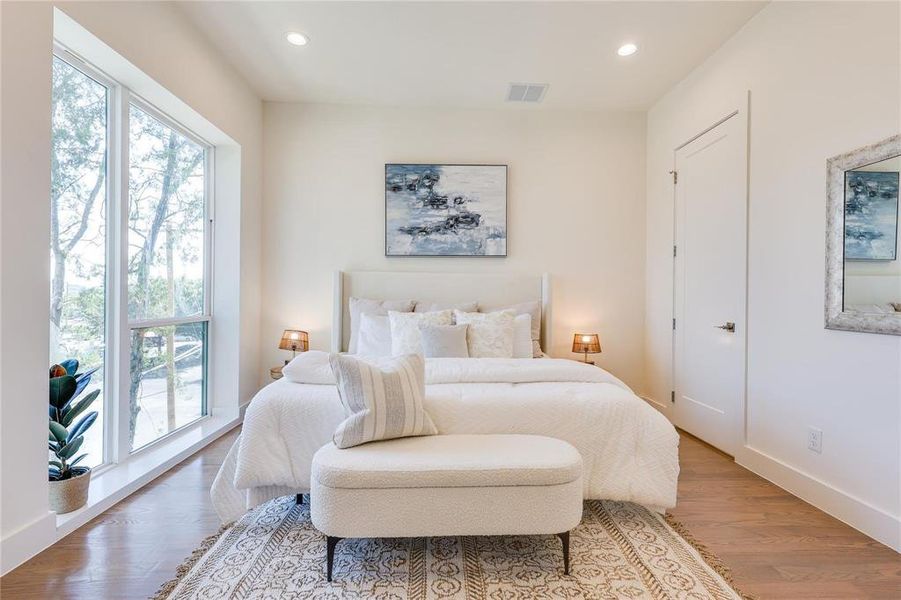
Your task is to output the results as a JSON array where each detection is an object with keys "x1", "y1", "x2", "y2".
[{"x1": 673, "y1": 113, "x2": 747, "y2": 456}]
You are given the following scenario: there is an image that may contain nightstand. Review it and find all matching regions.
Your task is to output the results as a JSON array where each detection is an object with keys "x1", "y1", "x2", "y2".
[{"x1": 270, "y1": 365, "x2": 284, "y2": 380}]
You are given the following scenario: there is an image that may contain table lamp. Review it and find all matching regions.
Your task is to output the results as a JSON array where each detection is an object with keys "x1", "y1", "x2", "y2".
[
  {"x1": 279, "y1": 329, "x2": 309, "y2": 364},
  {"x1": 572, "y1": 333, "x2": 601, "y2": 364}
]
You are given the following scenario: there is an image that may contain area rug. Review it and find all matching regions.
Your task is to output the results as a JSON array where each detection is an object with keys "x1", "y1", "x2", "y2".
[{"x1": 155, "y1": 496, "x2": 750, "y2": 599}]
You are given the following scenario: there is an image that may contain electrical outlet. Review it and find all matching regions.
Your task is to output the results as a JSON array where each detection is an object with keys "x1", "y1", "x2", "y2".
[{"x1": 808, "y1": 427, "x2": 823, "y2": 454}]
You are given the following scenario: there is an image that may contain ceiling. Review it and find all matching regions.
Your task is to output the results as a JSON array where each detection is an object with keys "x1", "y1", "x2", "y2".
[{"x1": 180, "y1": 1, "x2": 765, "y2": 111}]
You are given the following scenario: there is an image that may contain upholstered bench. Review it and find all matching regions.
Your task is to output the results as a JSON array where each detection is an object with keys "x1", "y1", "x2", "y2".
[{"x1": 310, "y1": 433, "x2": 583, "y2": 582}]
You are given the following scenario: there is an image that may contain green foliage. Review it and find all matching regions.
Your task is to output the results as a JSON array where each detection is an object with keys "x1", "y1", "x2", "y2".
[{"x1": 48, "y1": 360, "x2": 99, "y2": 481}]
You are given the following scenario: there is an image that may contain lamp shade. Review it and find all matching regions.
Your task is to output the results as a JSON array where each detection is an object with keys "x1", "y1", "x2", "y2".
[
  {"x1": 572, "y1": 333, "x2": 601, "y2": 354},
  {"x1": 279, "y1": 330, "x2": 309, "y2": 352}
]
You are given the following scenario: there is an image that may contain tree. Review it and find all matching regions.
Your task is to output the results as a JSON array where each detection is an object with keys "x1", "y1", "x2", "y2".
[
  {"x1": 126, "y1": 106, "x2": 204, "y2": 446},
  {"x1": 50, "y1": 58, "x2": 107, "y2": 365}
]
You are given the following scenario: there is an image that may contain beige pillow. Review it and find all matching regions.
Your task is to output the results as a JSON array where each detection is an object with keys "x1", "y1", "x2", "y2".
[
  {"x1": 414, "y1": 301, "x2": 479, "y2": 313},
  {"x1": 454, "y1": 309, "x2": 516, "y2": 358},
  {"x1": 330, "y1": 354, "x2": 437, "y2": 449},
  {"x1": 485, "y1": 301, "x2": 542, "y2": 357},
  {"x1": 348, "y1": 297, "x2": 414, "y2": 353},
  {"x1": 388, "y1": 310, "x2": 453, "y2": 355}
]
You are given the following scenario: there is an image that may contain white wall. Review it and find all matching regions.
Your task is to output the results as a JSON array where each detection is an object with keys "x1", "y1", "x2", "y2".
[
  {"x1": 262, "y1": 103, "x2": 647, "y2": 389},
  {"x1": 0, "y1": 1, "x2": 262, "y2": 573},
  {"x1": 645, "y1": 1, "x2": 900, "y2": 549}
]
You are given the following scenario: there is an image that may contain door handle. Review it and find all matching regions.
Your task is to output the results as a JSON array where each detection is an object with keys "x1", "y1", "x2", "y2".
[{"x1": 714, "y1": 322, "x2": 736, "y2": 332}]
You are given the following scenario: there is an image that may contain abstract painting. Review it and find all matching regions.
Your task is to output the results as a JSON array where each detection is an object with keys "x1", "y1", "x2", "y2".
[
  {"x1": 385, "y1": 164, "x2": 507, "y2": 256},
  {"x1": 844, "y1": 170, "x2": 899, "y2": 260}
]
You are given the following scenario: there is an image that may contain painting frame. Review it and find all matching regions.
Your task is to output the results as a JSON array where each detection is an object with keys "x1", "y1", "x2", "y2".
[
  {"x1": 384, "y1": 163, "x2": 508, "y2": 257},
  {"x1": 843, "y1": 169, "x2": 899, "y2": 261}
]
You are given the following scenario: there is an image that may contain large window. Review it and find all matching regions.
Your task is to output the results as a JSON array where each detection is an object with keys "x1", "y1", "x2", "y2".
[
  {"x1": 127, "y1": 104, "x2": 209, "y2": 450},
  {"x1": 50, "y1": 56, "x2": 108, "y2": 467},
  {"x1": 50, "y1": 51, "x2": 212, "y2": 466}
]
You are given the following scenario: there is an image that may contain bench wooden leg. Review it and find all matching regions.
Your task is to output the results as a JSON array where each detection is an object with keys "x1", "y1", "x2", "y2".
[
  {"x1": 326, "y1": 536, "x2": 342, "y2": 582},
  {"x1": 557, "y1": 531, "x2": 570, "y2": 575}
]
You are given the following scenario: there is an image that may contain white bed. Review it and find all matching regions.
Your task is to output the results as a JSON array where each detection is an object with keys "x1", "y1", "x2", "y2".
[{"x1": 210, "y1": 271, "x2": 679, "y2": 522}]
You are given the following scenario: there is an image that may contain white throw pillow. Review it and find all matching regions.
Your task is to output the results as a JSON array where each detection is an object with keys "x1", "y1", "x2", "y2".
[
  {"x1": 388, "y1": 310, "x2": 453, "y2": 355},
  {"x1": 348, "y1": 297, "x2": 415, "y2": 353},
  {"x1": 329, "y1": 353, "x2": 437, "y2": 449},
  {"x1": 453, "y1": 309, "x2": 516, "y2": 358},
  {"x1": 419, "y1": 324, "x2": 470, "y2": 358},
  {"x1": 414, "y1": 301, "x2": 479, "y2": 313},
  {"x1": 485, "y1": 301, "x2": 542, "y2": 357},
  {"x1": 355, "y1": 314, "x2": 392, "y2": 357},
  {"x1": 512, "y1": 314, "x2": 533, "y2": 358}
]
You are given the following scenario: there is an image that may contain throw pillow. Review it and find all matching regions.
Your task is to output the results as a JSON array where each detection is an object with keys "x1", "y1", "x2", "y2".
[
  {"x1": 388, "y1": 310, "x2": 453, "y2": 355},
  {"x1": 484, "y1": 301, "x2": 542, "y2": 357},
  {"x1": 419, "y1": 324, "x2": 470, "y2": 358},
  {"x1": 453, "y1": 309, "x2": 516, "y2": 358},
  {"x1": 348, "y1": 297, "x2": 415, "y2": 353},
  {"x1": 330, "y1": 353, "x2": 437, "y2": 449},
  {"x1": 355, "y1": 314, "x2": 392, "y2": 357}
]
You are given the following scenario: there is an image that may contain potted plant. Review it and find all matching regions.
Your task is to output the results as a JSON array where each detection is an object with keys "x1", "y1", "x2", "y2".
[{"x1": 48, "y1": 358, "x2": 99, "y2": 514}]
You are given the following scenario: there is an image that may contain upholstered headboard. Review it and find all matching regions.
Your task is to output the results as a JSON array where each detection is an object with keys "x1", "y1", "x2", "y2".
[{"x1": 332, "y1": 270, "x2": 551, "y2": 352}]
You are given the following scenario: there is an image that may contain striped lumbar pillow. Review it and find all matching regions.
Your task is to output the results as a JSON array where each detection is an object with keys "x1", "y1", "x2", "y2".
[{"x1": 329, "y1": 353, "x2": 437, "y2": 449}]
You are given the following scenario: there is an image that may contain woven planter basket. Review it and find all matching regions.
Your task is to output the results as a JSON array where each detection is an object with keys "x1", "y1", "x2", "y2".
[{"x1": 49, "y1": 468, "x2": 91, "y2": 514}]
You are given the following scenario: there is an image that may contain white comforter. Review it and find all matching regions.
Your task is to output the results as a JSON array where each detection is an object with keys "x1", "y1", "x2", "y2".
[{"x1": 211, "y1": 356, "x2": 679, "y2": 522}]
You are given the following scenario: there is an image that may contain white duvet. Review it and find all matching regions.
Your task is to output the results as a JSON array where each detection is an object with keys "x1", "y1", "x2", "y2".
[{"x1": 211, "y1": 355, "x2": 680, "y2": 522}]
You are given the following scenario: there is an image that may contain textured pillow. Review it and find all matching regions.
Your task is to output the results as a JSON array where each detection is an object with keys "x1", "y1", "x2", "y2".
[
  {"x1": 486, "y1": 301, "x2": 542, "y2": 357},
  {"x1": 419, "y1": 324, "x2": 470, "y2": 358},
  {"x1": 388, "y1": 310, "x2": 453, "y2": 355},
  {"x1": 355, "y1": 314, "x2": 392, "y2": 357},
  {"x1": 453, "y1": 309, "x2": 516, "y2": 358},
  {"x1": 414, "y1": 301, "x2": 479, "y2": 314},
  {"x1": 512, "y1": 314, "x2": 533, "y2": 358},
  {"x1": 329, "y1": 354, "x2": 437, "y2": 449},
  {"x1": 348, "y1": 297, "x2": 414, "y2": 353}
]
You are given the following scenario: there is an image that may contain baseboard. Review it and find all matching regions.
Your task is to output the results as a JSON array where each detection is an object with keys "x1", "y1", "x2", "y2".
[
  {"x1": 736, "y1": 445, "x2": 901, "y2": 552},
  {"x1": 0, "y1": 512, "x2": 56, "y2": 576},
  {"x1": 639, "y1": 394, "x2": 671, "y2": 414}
]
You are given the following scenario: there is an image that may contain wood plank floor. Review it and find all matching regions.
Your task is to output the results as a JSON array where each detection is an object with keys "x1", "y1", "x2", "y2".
[{"x1": 2, "y1": 428, "x2": 899, "y2": 599}]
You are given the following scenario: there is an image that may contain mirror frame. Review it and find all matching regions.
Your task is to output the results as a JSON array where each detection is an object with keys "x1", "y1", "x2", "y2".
[{"x1": 825, "y1": 134, "x2": 901, "y2": 335}]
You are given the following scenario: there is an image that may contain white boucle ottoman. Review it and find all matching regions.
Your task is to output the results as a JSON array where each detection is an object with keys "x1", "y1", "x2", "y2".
[{"x1": 310, "y1": 434, "x2": 583, "y2": 581}]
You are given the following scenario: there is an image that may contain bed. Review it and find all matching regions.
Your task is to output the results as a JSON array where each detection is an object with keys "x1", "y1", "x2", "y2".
[{"x1": 210, "y1": 271, "x2": 679, "y2": 522}]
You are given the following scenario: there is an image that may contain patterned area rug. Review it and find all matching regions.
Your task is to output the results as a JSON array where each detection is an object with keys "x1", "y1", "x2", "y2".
[{"x1": 155, "y1": 496, "x2": 749, "y2": 599}]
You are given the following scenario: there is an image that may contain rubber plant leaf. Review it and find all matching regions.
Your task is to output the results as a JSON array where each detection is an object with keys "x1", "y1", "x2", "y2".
[
  {"x1": 58, "y1": 437, "x2": 84, "y2": 461},
  {"x1": 61, "y1": 390, "x2": 100, "y2": 426},
  {"x1": 49, "y1": 421, "x2": 68, "y2": 444},
  {"x1": 49, "y1": 375, "x2": 76, "y2": 410},
  {"x1": 60, "y1": 358, "x2": 79, "y2": 376},
  {"x1": 67, "y1": 411, "x2": 97, "y2": 443}
]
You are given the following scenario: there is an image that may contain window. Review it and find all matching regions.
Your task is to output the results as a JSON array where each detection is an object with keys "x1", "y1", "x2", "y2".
[
  {"x1": 50, "y1": 50, "x2": 212, "y2": 466},
  {"x1": 50, "y1": 56, "x2": 109, "y2": 467},
  {"x1": 127, "y1": 104, "x2": 209, "y2": 450}
]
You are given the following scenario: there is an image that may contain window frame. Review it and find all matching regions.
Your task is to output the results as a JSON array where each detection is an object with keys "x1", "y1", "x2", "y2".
[{"x1": 51, "y1": 44, "x2": 215, "y2": 468}]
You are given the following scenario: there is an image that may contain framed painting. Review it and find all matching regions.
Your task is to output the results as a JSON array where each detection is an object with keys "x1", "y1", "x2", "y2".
[
  {"x1": 385, "y1": 164, "x2": 507, "y2": 256},
  {"x1": 844, "y1": 170, "x2": 899, "y2": 260}
]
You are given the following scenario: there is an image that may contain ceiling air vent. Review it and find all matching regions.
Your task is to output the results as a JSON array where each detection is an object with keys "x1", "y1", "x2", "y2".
[{"x1": 506, "y1": 83, "x2": 548, "y2": 103}]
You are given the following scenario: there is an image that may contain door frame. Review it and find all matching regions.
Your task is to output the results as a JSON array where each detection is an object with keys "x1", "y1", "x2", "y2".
[{"x1": 670, "y1": 92, "x2": 751, "y2": 454}]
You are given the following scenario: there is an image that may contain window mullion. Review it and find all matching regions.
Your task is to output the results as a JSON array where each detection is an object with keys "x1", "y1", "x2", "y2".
[{"x1": 112, "y1": 86, "x2": 132, "y2": 465}]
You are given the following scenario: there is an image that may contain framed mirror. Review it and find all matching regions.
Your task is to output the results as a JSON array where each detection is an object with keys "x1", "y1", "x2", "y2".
[{"x1": 826, "y1": 134, "x2": 901, "y2": 335}]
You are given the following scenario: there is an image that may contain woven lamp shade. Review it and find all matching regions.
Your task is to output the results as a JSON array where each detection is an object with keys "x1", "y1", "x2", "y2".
[
  {"x1": 279, "y1": 330, "x2": 309, "y2": 352},
  {"x1": 572, "y1": 333, "x2": 601, "y2": 354}
]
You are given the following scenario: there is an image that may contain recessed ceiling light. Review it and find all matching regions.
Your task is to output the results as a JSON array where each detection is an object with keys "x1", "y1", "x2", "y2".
[
  {"x1": 617, "y1": 43, "x2": 638, "y2": 57},
  {"x1": 286, "y1": 32, "x2": 309, "y2": 46}
]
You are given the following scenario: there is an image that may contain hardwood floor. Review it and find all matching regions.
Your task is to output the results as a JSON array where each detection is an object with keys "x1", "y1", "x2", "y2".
[
  {"x1": 670, "y1": 433, "x2": 900, "y2": 599},
  {"x1": 2, "y1": 428, "x2": 899, "y2": 599}
]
